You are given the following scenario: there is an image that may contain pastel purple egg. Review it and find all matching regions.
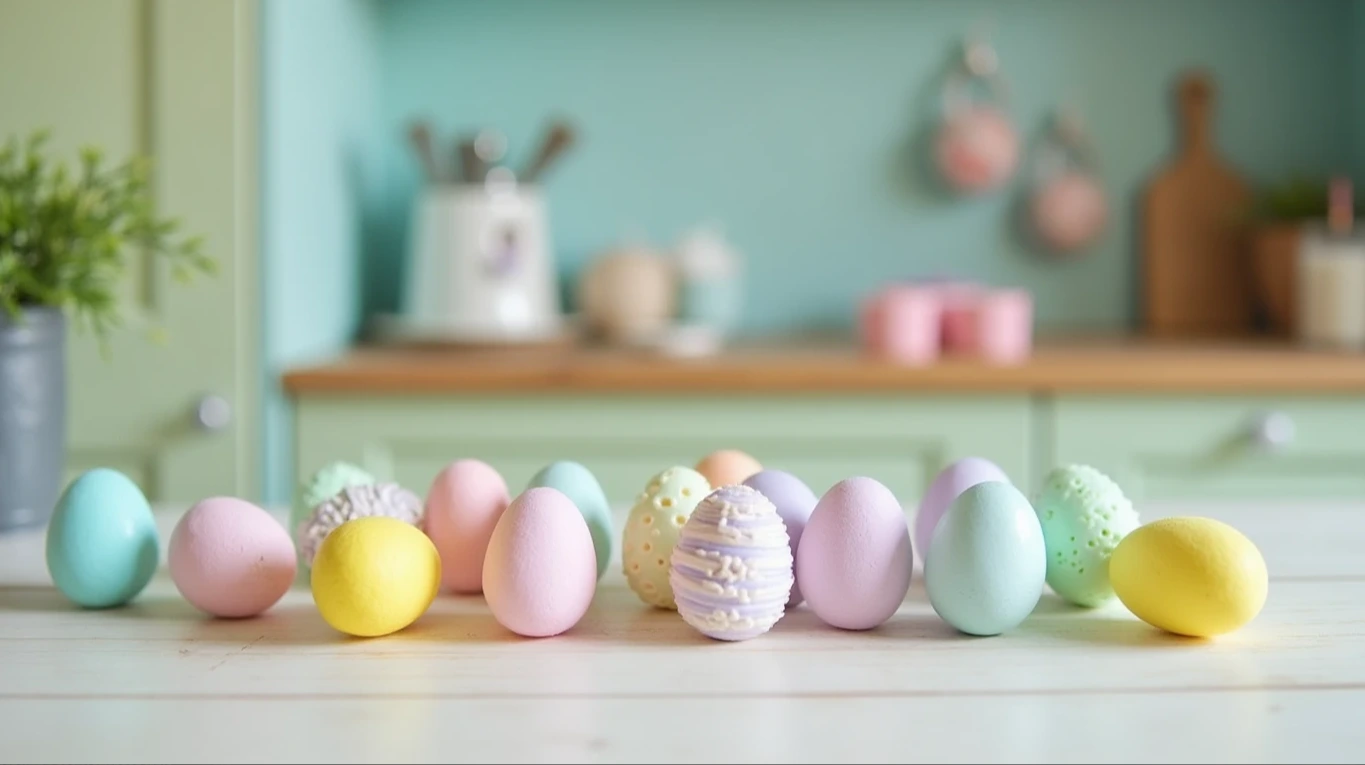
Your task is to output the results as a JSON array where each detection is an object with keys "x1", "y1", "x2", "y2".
[
  {"x1": 795, "y1": 476, "x2": 913, "y2": 631},
  {"x1": 743, "y1": 469, "x2": 818, "y2": 607},
  {"x1": 913, "y1": 457, "x2": 1010, "y2": 556}
]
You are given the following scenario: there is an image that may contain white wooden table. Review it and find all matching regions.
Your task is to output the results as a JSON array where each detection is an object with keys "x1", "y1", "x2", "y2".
[{"x1": 0, "y1": 501, "x2": 1361, "y2": 764}]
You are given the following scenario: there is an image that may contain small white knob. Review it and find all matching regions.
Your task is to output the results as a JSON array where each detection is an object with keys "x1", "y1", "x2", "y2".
[
  {"x1": 195, "y1": 395, "x2": 232, "y2": 431},
  {"x1": 1249, "y1": 411, "x2": 1294, "y2": 451}
]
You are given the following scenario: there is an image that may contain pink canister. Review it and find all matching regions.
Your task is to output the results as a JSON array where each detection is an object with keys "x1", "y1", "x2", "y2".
[
  {"x1": 966, "y1": 289, "x2": 1034, "y2": 364},
  {"x1": 860, "y1": 285, "x2": 942, "y2": 365}
]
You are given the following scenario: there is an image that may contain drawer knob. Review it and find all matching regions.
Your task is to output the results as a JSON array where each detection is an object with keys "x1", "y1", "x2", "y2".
[
  {"x1": 1249, "y1": 411, "x2": 1295, "y2": 451},
  {"x1": 194, "y1": 394, "x2": 232, "y2": 432}
]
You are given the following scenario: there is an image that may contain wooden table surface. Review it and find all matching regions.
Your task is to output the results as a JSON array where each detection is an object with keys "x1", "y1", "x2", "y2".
[
  {"x1": 281, "y1": 336, "x2": 1365, "y2": 395},
  {"x1": 0, "y1": 501, "x2": 1361, "y2": 764}
]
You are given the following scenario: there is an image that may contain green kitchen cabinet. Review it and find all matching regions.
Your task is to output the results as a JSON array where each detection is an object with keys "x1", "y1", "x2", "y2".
[
  {"x1": 1045, "y1": 395, "x2": 1365, "y2": 502},
  {"x1": 294, "y1": 393, "x2": 1036, "y2": 511}
]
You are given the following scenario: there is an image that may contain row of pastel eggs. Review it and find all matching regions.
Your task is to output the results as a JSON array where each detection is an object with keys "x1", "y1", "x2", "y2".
[{"x1": 43, "y1": 448, "x2": 1268, "y2": 643}]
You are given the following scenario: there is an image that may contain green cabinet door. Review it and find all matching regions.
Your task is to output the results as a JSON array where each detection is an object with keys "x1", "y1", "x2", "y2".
[
  {"x1": 1048, "y1": 395, "x2": 1365, "y2": 502},
  {"x1": 0, "y1": 0, "x2": 258, "y2": 501}
]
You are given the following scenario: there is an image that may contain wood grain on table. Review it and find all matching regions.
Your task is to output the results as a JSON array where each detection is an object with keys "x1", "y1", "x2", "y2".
[
  {"x1": 282, "y1": 336, "x2": 1365, "y2": 395},
  {"x1": 0, "y1": 501, "x2": 1361, "y2": 763}
]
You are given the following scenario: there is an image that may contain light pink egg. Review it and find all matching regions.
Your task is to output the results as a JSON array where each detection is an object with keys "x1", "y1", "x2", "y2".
[
  {"x1": 796, "y1": 476, "x2": 913, "y2": 630},
  {"x1": 168, "y1": 497, "x2": 297, "y2": 619},
  {"x1": 483, "y1": 487, "x2": 597, "y2": 638},
  {"x1": 423, "y1": 459, "x2": 510, "y2": 594}
]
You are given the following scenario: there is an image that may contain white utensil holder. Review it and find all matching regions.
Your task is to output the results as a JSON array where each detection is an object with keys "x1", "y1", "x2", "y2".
[{"x1": 401, "y1": 184, "x2": 564, "y2": 343}]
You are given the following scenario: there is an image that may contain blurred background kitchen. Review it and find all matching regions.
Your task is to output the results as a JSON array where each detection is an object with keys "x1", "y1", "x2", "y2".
[{"x1": 4, "y1": 0, "x2": 1365, "y2": 534}]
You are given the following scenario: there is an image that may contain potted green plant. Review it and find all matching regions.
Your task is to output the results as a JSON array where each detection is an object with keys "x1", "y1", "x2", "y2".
[{"x1": 0, "y1": 129, "x2": 214, "y2": 531}]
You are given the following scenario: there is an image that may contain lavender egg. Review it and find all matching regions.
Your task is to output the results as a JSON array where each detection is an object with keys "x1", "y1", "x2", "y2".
[
  {"x1": 669, "y1": 485, "x2": 794, "y2": 642},
  {"x1": 913, "y1": 457, "x2": 1010, "y2": 556},
  {"x1": 742, "y1": 469, "x2": 818, "y2": 607}
]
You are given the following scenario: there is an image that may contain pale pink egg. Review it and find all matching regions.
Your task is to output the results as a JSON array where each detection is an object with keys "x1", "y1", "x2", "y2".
[
  {"x1": 796, "y1": 476, "x2": 913, "y2": 630},
  {"x1": 423, "y1": 459, "x2": 510, "y2": 594},
  {"x1": 1031, "y1": 171, "x2": 1107, "y2": 252},
  {"x1": 935, "y1": 105, "x2": 1020, "y2": 194},
  {"x1": 168, "y1": 497, "x2": 296, "y2": 619},
  {"x1": 483, "y1": 487, "x2": 598, "y2": 638}
]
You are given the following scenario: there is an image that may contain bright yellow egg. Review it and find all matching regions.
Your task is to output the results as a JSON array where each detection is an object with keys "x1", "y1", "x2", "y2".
[
  {"x1": 1109, "y1": 516, "x2": 1267, "y2": 638},
  {"x1": 310, "y1": 516, "x2": 441, "y2": 638}
]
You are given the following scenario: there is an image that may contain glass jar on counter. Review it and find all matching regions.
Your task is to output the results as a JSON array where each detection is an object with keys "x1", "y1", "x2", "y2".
[{"x1": 1297, "y1": 178, "x2": 1365, "y2": 350}]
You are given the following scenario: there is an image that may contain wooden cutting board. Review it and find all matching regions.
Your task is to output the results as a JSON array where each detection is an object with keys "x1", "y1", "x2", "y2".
[{"x1": 1142, "y1": 71, "x2": 1254, "y2": 337}]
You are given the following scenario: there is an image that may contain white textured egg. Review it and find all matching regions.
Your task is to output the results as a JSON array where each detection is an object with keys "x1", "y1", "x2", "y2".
[{"x1": 622, "y1": 466, "x2": 710, "y2": 609}]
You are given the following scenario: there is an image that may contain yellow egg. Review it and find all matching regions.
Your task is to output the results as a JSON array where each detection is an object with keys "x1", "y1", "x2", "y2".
[
  {"x1": 1109, "y1": 516, "x2": 1268, "y2": 638},
  {"x1": 310, "y1": 516, "x2": 441, "y2": 638}
]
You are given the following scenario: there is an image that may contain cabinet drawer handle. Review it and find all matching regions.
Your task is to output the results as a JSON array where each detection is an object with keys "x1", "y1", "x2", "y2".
[{"x1": 1249, "y1": 411, "x2": 1295, "y2": 452}]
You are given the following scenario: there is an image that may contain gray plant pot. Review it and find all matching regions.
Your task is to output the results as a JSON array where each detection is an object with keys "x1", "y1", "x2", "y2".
[{"x1": 0, "y1": 307, "x2": 66, "y2": 533}]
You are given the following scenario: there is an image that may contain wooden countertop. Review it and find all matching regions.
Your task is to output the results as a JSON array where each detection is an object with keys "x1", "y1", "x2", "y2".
[{"x1": 280, "y1": 336, "x2": 1365, "y2": 395}]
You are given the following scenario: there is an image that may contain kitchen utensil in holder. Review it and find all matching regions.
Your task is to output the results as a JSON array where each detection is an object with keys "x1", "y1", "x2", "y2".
[{"x1": 399, "y1": 176, "x2": 564, "y2": 344}]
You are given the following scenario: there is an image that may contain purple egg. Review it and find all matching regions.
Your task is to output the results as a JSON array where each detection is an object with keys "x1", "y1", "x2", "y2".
[
  {"x1": 913, "y1": 457, "x2": 1011, "y2": 555},
  {"x1": 743, "y1": 469, "x2": 818, "y2": 608}
]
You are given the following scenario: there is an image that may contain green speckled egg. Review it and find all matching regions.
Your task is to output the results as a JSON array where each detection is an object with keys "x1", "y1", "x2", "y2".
[
  {"x1": 622, "y1": 466, "x2": 710, "y2": 609},
  {"x1": 1033, "y1": 464, "x2": 1140, "y2": 608},
  {"x1": 292, "y1": 461, "x2": 375, "y2": 569}
]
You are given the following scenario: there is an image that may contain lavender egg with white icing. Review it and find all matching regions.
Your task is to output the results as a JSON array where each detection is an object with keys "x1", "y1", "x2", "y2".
[{"x1": 669, "y1": 484, "x2": 794, "y2": 642}]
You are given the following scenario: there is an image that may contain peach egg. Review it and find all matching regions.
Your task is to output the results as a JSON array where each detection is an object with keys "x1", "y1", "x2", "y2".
[{"x1": 694, "y1": 449, "x2": 762, "y2": 488}]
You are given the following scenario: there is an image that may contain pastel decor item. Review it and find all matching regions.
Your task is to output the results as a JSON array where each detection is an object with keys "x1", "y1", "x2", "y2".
[
  {"x1": 796, "y1": 476, "x2": 913, "y2": 630},
  {"x1": 310, "y1": 516, "x2": 442, "y2": 638},
  {"x1": 974, "y1": 289, "x2": 1034, "y2": 364},
  {"x1": 578, "y1": 244, "x2": 677, "y2": 345},
  {"x1": 1032, "y1": 464, "x2": 1140, "y2": 608},
  {"x1": 913, "y1": 456, "x2": 1011, "y2": 557},
  {"x1": 45, "y1": 468, "x2": 159, "y2": 609},
  {"x1": 670, "y1": 484, "x2": 794, "y2": 641},
  {"x1": 933, "y1": 36, "x2": 1019, "y2": 194},
  {"x1": 291, "y1": 461, "x2": 374, "y2": 571},
  {"x1": 423, "y1": 459, "x2": 511, "y2": 594},
  {"x1": 859, "y1": 285, "x2": 942, "y2": 365},
  {"x1": 169, "y1": 497, "x2": 297, "y2": 619},
  {"x1": 623, "y1": 466, "x2": 711, "y2": 608},
  {"x1": 938, "y1": 282, "x2": 987, "y2": 353},
  {"x1": 694, "y1": 449, "x2": 762, "y2": 488},
  {"x1": 1027, "y1": 109, "x2": 1108, "y2": 255},
  {"x1": 1109, "y1": 517, "x2": 1268, "y2": 638},
  {"x1": 296, "y1": 483, "x2": 424, "y2": 567},
  {"x1": 483, "y1": 487, "x2": 598, "y2": 638},
  {"x1": 526, "y1": 461, "x2": 614, "y2": 580},
  {"x1": 924, "y1": 481, "x2": 1046, "y2": 636},
  {"x1": 742, "y1": 469, "x2": 818, "y2": 607},
  {"x1": 674, "y1": 225, "x2": 743, "y2": 337}
]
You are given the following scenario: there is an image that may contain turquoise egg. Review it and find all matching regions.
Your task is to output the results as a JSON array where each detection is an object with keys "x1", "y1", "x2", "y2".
[
  {"x1": 45, "y1": 468, "x2": 160, "y2": 609},
  {"x1": 527, "y1": 461, "x2": 614, "y2": 580},
  {"x1": 924, "y1": 480, "x2": 1045, "y2": 636}
]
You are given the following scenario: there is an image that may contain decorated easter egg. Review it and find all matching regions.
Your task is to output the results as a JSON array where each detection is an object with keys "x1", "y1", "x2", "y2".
[
  {"x1": 311, "y1": 516, "x2": 441, "y2": 638},
  {"x1": 1109, "y1": 517, "x2": 1267, "y2": 638},
  {"x1": 925, "y1": 481, "x2": 1046, "y2": 636},
  {"x1": 483, "y1": 487, "x2": 598, "y2": 638},
  {"x1": 423, "y1": 459, "x2": 510, "y2": 594},
  {"x1": 623, "y1": 466, "x2": 710, "y2": 609},
  {"x1": 935, "y1": 105, "x2": 1020, "y2": 194},
  {"x1": 526, "y1": 461, "x2": 614, "y2": 580},
  {"x1": 1031, "y1": 171, "x2": 1107, "y2": 253},
  {"x1": 45, "y1": 468, "x2": 159, "y2": 609},
  {"x1": 796, "y1": 476, "x2": 912, "y2": 630},
  {"x1": 170, "y1": 497, "x2": 296, "y2": 619},
  {"x1": 296, "y1": 482, "x2": 424, "y2": 567},
  {"x1": 1033, "y1": 464, "x2": 1140, "y2": 607},
  {"x1": 913, "y1": 457, "x2": 1011, "y2": 558},
  {"x1": 671, "y1": 484, "x2": 793, "y2": 641},
  {"x1": 291, "y1": 461, "x2": 374, "y2": 571},
  {"x1": 742, "y1": 468, "x2": 817, "y2": 607},
  {"x1": 694, "y1": 449, "x2": 762, "y2": 488}
]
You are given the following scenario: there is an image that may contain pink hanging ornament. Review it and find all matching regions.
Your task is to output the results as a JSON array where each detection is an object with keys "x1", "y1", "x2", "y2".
[
  {"x1": 933, "y1": 35, "x2": 1019, "y2": 195},
  {"x1": 1027, "y1": 108, "x2": 1108, "y2": 255}
]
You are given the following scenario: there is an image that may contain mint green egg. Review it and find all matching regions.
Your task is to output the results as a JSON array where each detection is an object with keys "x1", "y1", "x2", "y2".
[
  {"x1": 45, "y1": 468, "x2": 160, "y2": 609},
  {"x1": 1033, "y1": 464, "x2": 1140, "y2": 608},
  {"x1": 527, "y1": 460, "x2": 614, "y2": 580}
]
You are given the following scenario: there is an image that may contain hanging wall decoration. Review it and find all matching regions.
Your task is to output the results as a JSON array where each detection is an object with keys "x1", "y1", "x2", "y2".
[
  {"x1": 1026, "y1": 107, "x2": 1108, "y2": 255},
  {"x1": 933, "y1": 31, "x2": 1020, "y2": 195}
]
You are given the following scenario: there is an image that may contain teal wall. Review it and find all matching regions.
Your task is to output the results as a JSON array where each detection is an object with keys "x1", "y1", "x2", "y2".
[
  {"x1": 262, "y1": 0, "x2": 1358, "y2": 504},
  {"x1": 260, "y1": 0, "x2": 381, "y2": 504}
]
